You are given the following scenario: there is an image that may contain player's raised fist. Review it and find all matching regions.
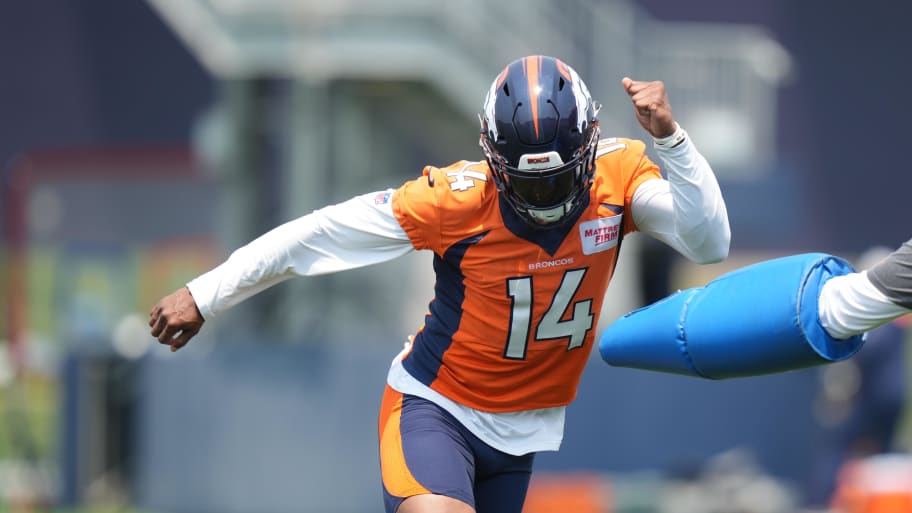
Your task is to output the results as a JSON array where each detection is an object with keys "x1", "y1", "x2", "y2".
[
  {"x1": 149, "y1": 287, "x2": 205, "y2": 352},
  {"x1": 621, "y1": 77, "x2": 676, "y2": 139}
]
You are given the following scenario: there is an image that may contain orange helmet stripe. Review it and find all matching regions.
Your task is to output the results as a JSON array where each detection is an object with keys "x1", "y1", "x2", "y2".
[
  {"x1": 524, "y1": 55, "x2": 542, "y2": 140},
  {"x1": 556, "y1": 59, "x2": 573, "y2": 82},
  {"x1": 496, "y1": 67, "x2": 509, "y2": 88}
]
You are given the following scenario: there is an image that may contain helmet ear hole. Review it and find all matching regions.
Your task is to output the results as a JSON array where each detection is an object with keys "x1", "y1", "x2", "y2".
[
  {"x1": 558, "y1": 77, "x2": 565, "y2": 91},
  {"x1": 503, "y1": 83, "x2": 511, "y2": 96}
]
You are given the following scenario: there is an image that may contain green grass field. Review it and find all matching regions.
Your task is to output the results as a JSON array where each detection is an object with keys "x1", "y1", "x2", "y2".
[{"x1": 0, "y1": 374, "x2": 57, "y2": 461}]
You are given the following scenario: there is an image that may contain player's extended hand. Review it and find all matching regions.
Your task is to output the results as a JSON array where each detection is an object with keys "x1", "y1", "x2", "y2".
[
  {"x1": 149, "y1": 287, "x2": 205, "y2": 352},
  {"x1": 621, "y1": 77, "x2": 676, "y2": 139}
]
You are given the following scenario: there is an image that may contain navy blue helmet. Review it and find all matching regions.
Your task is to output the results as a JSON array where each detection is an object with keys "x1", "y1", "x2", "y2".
[{"x1": 480, "y1": 55, "x2": 600, "y2": 227}]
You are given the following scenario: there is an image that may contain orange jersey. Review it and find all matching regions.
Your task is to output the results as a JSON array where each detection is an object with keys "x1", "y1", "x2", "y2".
[{"x1": 391, "y1": 138, "x2": 661, "y2": 412}]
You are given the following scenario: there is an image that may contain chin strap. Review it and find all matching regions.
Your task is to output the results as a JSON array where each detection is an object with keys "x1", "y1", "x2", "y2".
[{"x1": 527, "y1": 199, "x2": 574, "y2": 225}]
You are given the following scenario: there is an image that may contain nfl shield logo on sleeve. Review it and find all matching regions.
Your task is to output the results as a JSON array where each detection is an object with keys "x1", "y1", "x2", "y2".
[
  {"x1": 579, "y1": 215, "x2": 622, "y2": 255},
  {"x1": 374, "y1": 191, "x2": 392, "y2": 205}
]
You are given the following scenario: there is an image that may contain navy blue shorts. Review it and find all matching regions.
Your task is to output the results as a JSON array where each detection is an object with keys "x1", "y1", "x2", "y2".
[{"x1": 377, "y1": 386, "x2": 536, "y2": 513}]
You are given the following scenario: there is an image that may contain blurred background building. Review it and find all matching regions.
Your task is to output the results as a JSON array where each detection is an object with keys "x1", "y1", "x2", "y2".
[{"x1": 1, "y1": 1, "x2": 911, "y2": 512}]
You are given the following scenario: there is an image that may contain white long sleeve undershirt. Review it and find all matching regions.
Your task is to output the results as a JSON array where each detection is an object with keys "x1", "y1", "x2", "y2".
[
  {"x1": 187, "y1": 192, "x2": 412, "y2": 320},
  {"x1": 632, "y1": 130, "x2": 730, "y2": 265},
  {"x1": 189, "y1": 131, "x2": 729, "y2": 321},
  {"x1": 818, "y1": 270, "x2": 910, "y2": 340}
]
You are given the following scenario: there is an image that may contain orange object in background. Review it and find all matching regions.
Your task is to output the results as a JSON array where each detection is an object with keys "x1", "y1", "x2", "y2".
[
  {"x1": 831, "y1": 454, "x2": 912, "y2": 513},
  {"x1": 523, "y1": 472, "x2": 612, "y2": 513}
]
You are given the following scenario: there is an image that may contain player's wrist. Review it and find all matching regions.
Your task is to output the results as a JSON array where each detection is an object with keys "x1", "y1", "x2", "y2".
[{"x1": 653, "y1": 122, "x2": 686, "y2": 149}]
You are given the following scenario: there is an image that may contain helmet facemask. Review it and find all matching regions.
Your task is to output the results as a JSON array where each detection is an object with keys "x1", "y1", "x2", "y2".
[{"x1": 481, "y1": 119, "x2": 600, "y2": 227}]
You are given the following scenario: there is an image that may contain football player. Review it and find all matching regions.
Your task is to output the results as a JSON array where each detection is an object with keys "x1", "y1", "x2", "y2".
[{"x1": 149, "y1": 55, "x2": 731, "y2": 513}]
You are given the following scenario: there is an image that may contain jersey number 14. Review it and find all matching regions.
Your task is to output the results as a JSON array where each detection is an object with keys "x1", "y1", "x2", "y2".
[{"x1": 504, "y1": 268, "x2": 594, "y2": 360}]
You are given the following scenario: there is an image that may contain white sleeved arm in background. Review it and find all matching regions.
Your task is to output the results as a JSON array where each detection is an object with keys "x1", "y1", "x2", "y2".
[
  {"x1": 630, "y1": 125, "x2": 731, "y2": 264},
  {"x1": 186, "y1": 191, "x2": 414, "y2": 320},
  {"x1": 818, "y1": 271, "x2": 909, "y2": 340},
  {"x1": 819, "y1": 239, "x2": 912, "y2": 339}
]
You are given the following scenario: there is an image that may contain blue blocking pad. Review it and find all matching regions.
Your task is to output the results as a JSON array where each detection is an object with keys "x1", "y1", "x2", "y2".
[{"x1": 599, "y1": 253, "x2": 866, "y2": 379}]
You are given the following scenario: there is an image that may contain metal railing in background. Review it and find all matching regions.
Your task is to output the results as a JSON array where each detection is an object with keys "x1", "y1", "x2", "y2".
[
  {"x1": 146, "y1": 0, "x2": 585, "y2": 116},
  {"x1": 146, "y1": 0, "x2": 790, "y2": 177}
]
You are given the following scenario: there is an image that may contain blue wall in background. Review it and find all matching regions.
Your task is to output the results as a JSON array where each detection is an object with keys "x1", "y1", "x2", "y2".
[{"x1": 132, "y1": 342, "x2": 824, "y2": 513}]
